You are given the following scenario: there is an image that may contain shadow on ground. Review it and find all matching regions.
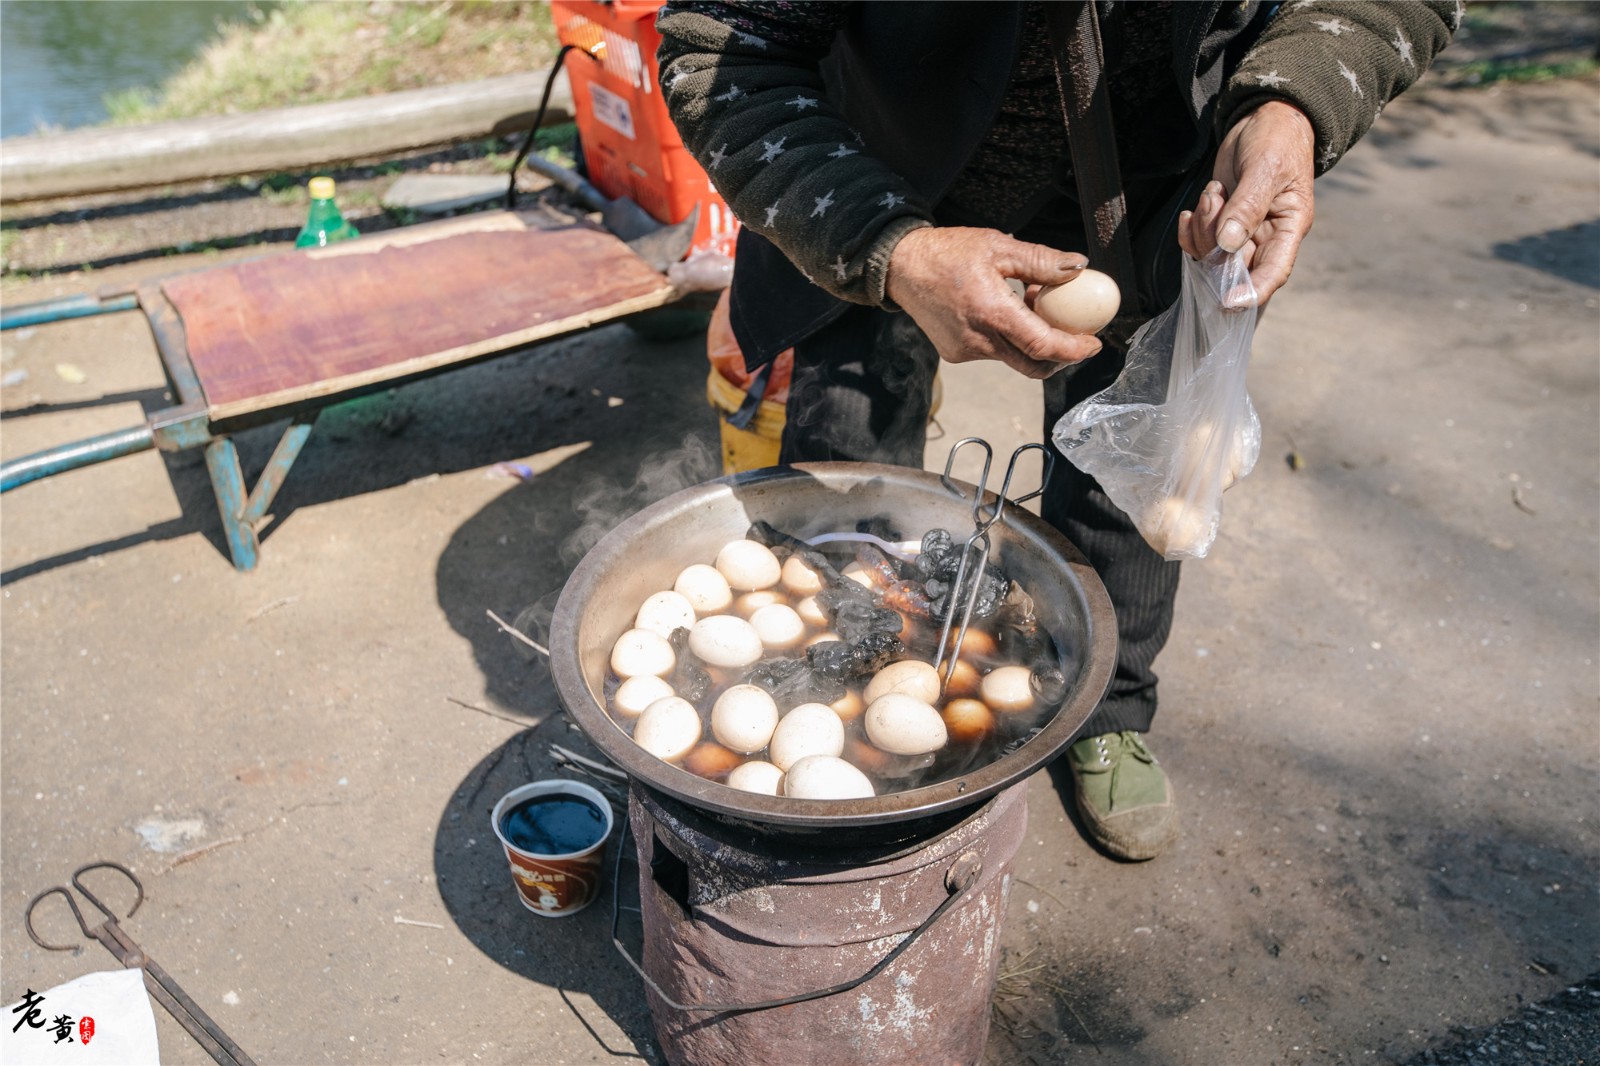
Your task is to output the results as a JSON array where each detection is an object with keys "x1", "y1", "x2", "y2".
[{"x1": 431, "y1": 726, "x2": 656, "y2": 1062}]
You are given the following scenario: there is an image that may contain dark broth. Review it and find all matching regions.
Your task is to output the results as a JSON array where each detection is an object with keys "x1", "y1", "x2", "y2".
[{"x1": 501, "y1": 794, "x2": 606, "y2": 855}]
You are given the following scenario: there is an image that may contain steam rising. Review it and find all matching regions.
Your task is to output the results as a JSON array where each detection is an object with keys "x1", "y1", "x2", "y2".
[{"x1": 511, "y1": 436, "x2": 720, "y2": 660}]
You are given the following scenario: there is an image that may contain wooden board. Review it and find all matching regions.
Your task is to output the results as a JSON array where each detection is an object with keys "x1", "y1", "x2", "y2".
[{"x1": 160, "y1": 218, "x2": 677, "y2": 422}]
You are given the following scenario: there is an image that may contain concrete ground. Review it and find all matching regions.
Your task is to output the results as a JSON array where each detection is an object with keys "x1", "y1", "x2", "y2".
[{"x1": 2, "y1": 77, "x2": 1596, "y2": 1065}]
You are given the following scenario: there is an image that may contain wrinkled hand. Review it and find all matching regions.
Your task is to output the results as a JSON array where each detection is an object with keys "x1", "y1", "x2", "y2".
[
  {"x1": 1179, "y1": 100, "x2": 1316, "y2": 307},
  {"x1": 885, "y1": 227, "x2": 1104, "y2": 379}
]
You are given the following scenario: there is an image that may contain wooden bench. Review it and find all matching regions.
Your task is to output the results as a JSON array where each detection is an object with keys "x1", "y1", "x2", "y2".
[{"x1": 0, "y1": 211, "x2": 682, "y2": 570}]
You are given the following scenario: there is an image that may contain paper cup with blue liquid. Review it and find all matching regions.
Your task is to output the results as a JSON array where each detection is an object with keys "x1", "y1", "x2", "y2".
[{"x1": 490, "y1": 780, "x2": 614, "y2": 917}]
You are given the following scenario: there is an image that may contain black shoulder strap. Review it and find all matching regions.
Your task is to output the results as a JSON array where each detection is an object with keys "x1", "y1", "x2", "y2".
[{"x1": 1043, "y1": 1, "x2": 1140, "y2": 297}]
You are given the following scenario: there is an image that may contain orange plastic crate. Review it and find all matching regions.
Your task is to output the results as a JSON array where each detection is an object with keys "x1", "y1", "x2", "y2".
[{"x1": 551, "y1": 0, "x2": 738, "y2": 257}]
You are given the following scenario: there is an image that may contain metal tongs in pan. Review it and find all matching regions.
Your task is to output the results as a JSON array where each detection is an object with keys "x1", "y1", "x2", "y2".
[
  {"x1": 934, "y1": 438, "x2": 1056, "y2": 690},
  {"x1": 25, "y1": 861, "x2": 257, "y2": 1066}
]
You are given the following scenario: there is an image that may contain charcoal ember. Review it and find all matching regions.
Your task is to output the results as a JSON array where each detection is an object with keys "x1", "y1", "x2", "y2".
[
  {"x1": 805, "y1": 640, "x2": 856, "y2": 681},
  {"x1": 830, "y1": 600, "x2": 904, "y2": 643},
  {"x1": 666, "y1": 627, "x2": 713, "y2": 705},
  {"x1": 816, "y1": 583, "x2": 875, "y2": 621},
  {"x1": 743, "y1": 656, "x2": 846, "y2": 706},
  {"x1": 807, "y1": 631, "x2": 903, "y2": 681},
  {"x1": 915, "y1": 529, "x2": 958, "y2": 580},
  {"x1": 855, "y1": 543, "x2": 915, "y2": 585},
  {"x1": 928, "y1": 567, "x2": 1010, "y2": 622},
  {"x1": 847, "y1": 630, "x2": 902, "y2": 674},
  {"x1": 881, "y1": 580, "x2": 935, "y2": 619}
]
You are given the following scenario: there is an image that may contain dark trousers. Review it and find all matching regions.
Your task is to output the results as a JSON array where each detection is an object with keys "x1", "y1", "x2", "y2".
[{"x1": 775, "y1": 178, "x2": 1195, "y2": 738}]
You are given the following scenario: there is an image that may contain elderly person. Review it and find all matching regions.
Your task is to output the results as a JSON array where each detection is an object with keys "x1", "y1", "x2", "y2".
[{"x1": 657, "y1": 1, "x2": 1457, "y2": 859}]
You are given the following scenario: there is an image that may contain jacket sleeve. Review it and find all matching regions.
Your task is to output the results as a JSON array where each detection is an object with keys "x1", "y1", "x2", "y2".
[
  {"x1": 656, "y1": 2, "x2": 933, "y2": 308},
  {"x1": 1219, "y1": 1, "x2": 1461, "y2": 174}
]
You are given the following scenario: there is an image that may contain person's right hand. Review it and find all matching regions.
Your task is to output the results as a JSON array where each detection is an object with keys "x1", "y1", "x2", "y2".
[{"x1": 885, "y1": 227, "x2": 1104, "y2": 380}]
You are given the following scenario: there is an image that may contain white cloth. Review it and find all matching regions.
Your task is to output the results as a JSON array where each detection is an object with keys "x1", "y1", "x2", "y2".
[{"x1": 2, "y1": 968, "x2": 160, "y2": 1065}]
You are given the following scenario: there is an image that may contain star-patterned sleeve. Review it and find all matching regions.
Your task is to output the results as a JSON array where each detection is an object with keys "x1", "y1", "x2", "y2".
[
  {"x1": 656, "y1": 2, "x2": 932, "y2": 307},
  {"x1": 1218, "y1": 1, "x2": 1460, "y2": 175}
]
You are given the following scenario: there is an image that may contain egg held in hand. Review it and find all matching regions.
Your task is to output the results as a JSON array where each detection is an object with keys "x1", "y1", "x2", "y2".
[{"x1": 1034, "y1": 269, "x2": 1121, "y2": 335}]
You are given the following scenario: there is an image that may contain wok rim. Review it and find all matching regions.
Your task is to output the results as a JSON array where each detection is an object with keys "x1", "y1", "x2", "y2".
[{"x1": 549, "y1": 462, "x2": 1116, "y2": 830}]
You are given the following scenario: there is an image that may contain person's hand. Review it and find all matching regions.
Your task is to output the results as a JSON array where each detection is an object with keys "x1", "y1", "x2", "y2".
[
  {"x1": 885, "y1": 227, "x2": 1105, "y2": 379},
  {"x1": 1179, "y1": 99, "x2": 1316, "y2": 307}
]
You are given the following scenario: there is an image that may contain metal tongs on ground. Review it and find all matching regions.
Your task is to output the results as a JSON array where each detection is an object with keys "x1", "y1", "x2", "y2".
[
  {"x1": 25, "y1": 861, "x2": 257, "y2": 1066},
  {"x1": 934, "y1": 438, "x2": 1056, "y2": 690}
]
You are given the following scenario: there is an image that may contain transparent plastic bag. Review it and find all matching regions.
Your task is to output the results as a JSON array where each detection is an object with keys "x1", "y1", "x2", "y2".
[{"x1": 1051, "y1": 248, "x2": 1261, "y2": 561}]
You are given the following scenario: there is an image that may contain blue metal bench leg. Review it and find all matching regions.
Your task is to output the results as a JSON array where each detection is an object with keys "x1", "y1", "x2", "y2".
[
  {"x1": 204, "y1": 438, "x2": 258, "y2": 571},
  {"x1": 202, "y1": 413, "x2": 317, "y2": 572}
]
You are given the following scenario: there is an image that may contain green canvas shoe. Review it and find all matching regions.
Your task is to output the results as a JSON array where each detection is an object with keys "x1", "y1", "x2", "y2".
[{"x1": 1067, "y1": 731, "x2": 1179, "y2": 861}]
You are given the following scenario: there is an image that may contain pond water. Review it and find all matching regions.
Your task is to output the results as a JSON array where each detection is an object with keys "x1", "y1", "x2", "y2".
[{"x1": 1, "y1": 0, "x2": 274, "y2": 138}]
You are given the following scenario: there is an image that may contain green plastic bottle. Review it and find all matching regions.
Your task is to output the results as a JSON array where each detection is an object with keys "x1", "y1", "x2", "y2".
[{"x1": 294, "y1": 176, "x2": 360, "y2": 248}]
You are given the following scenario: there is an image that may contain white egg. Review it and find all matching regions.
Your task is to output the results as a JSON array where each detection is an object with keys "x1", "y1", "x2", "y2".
[
  {"x1": 710, "y1": 684, "x2": 780, "y2": 753},
  {"x1": 726, "y1": 760, "x2": 785, "y2": 795},
  {"x1": 767, "y1": 703, "x2": 845, "y2": 771},
  {"x1": 864, "y1": 692, "x2": 949, "y2": 755},
  {"x1": 795, "y1": 595, "x2": 830, "y2": 628},
  {"x1": 714, "y1": 539, "x2": 782, "y2": 591},
  {"x1": 1143, "y1": 495, "x2": 1215, "y2": 557},
  {"x1": 632, "y1": 696, "x2": 702, "y2": 762},
  {"x1": 806, "y1": 631, "x2": 843, "y2": 648},
  {"x1": 675, "y1": 563, "x2": 733, "y2": 613},
  {"x1": 1035, "y1": 269, "x2": 1121, "y2": 335},
  {"x1": 780, "y1": 556, "x2": 824, "y2": 595},
  {"x1": 634, "y1": 590, "x2": 696, "y2": 640},
  {"x1": 749, "y1": 603, "x2": 806, "y2": 650},
  {"x1": 783, "y1": 755, "x2": 875, "y2": 800},
  {"x1": 733, "y1": 589, "x2": 787, "y2": 618},
  {"x1": 863, "y1": 659, "x2": 941, "y2": 706},
  {"x1": 614, "y1": 675, "x2": 675, "y2": 719},
  {"x1": 688, "y1": 615, "x2": 765, "y2": 669},
  {"x1": 610, "y1": 628, "x2": 675, "y2": 678},
  {"x1": 979, "y1": 665, "x2": 1036, "y2": 713},
  {"x1": 1183, "y1": 418, "x2": 1253, "y2": 492}
]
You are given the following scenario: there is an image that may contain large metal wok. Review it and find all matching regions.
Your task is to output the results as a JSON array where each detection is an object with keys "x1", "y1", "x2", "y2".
[{"x1": 549, "y1": 462, "x2": 1116, "y2": 839}]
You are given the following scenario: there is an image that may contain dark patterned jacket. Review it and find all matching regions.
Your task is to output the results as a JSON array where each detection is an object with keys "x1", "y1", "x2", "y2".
[{"x1": 657, "y1": 1, "x2": 1458, "y2": 364}]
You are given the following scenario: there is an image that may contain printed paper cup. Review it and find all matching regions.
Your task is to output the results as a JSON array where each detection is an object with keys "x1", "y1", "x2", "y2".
[{"x1": 490, "y1": 779, "x2": 614, "y2": 918}]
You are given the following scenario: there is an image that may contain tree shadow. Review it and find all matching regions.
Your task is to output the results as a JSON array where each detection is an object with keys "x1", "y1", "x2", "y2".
[
  {"x1": 1492, "y1": 218, "x2": 1600, "y2": 289},
  {"x1": 425, "y1": 318, "x2": 721, "y2": 1059},
  {"x1": 432, "y1": 726, "x2": 660, "y2": 1063}
]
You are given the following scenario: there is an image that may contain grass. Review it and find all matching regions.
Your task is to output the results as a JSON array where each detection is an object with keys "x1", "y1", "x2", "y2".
[
  {"x1": 103, "y1": 0, "x2": 562, "y2": 125},
  {"x1": 1450, "y1": 57, "x2": 1600, "y2": 86}
]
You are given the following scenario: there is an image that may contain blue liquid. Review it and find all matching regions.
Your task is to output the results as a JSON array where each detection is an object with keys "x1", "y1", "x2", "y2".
[{"x1": 501, "y1": 794, "x2": 605, "y2": 855}]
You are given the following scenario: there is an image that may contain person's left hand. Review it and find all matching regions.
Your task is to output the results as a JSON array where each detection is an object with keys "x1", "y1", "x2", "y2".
[{"x1": 1179, "y1": 99, "x2": 1316, "y2": 307}]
